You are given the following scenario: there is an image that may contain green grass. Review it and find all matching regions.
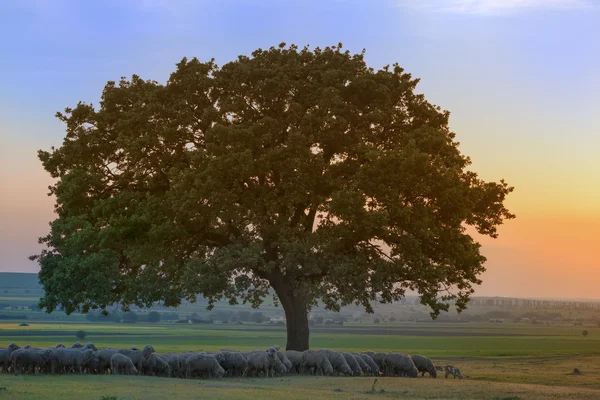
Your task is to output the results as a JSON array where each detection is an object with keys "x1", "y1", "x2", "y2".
[
  {"x1": 2, "y1": 320, "x2": 600, "y2": 399},
  {"x1": 2, "y1": 321, "x2": 599, "y2": 358},
  {"x1": 1, "y1": 359, "x2": 599, "y2": 400}
]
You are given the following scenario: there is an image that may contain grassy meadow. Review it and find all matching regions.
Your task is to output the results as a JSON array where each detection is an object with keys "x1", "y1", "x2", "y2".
[
  {"x1": 2, "y1": 320, "x2": 600, "y2": 399},
  {"x1": 1, "y1": 272, "x2": 600, "y2": 399},
  {"x1": 1, "y1": 356, "x2": 599, "y2": 400}
]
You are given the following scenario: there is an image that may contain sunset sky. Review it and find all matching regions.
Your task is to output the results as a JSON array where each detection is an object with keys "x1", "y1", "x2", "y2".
[{"x1": 0, "y1": 0, "x2": 598, "y2": 299}]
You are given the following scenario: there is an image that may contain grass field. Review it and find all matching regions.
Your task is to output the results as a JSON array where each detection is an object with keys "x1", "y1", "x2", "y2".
[
  {"x1": 2, "y1": 321, "x2": 598, "y2": 358},
  {"x1": 1, "y1": 320, "x2": 600, "y2": 399},
  {"x1": 1, "y1": 356, "x2": 599, "y2": 400}
]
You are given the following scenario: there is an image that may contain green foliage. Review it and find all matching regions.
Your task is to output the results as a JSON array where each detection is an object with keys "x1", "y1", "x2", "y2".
[
  {"x1": 32, "y1": 43, "x2": 514, "y2": 346},
  {"x1": 75, "y1": 330, "x2": 87, "y2": 340}
]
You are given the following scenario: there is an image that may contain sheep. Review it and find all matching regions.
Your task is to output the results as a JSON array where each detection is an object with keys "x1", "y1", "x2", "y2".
[
  {"x1": 117, "y1": 345, "x2": 155, "y2": 375},
  {"x1": 71, "y1": 342, "x2": 83, "y2": 349},
  {"x1": 362, "y1": 352, "x2": 387, "y2": 371},
  {"x1": 382, "y1": 353, "x2": 418, "y2": 377},
  {"x1": 8, "y1": 348, "x2": 26, "y2": 374},
  {"x1": 357, "y1": 353, "x2": 380, "y2": 376},
  {"x1": 276, "y1": 351, "x2": 293, "y2": 373},
  {"x1": 111, "y1": 353, "x2": 138, "y2": 375},
  {"x1": 443, "y1": 365, "x2": 463, "y2": 379},
  {"x1": 164, "y1": 353, "x2": 184, "y2": 378},
  {"x1": 214, "y1": 351, "x2": 248, "y2": 377},
  {"x1": 272, "y1": 353, "x2": 288, "y2": 376},
  {"x1": 342, "y1": 352, "x2": 363, "y2": 376},
  {"x1": 81, "y1": 349, "x2": 99, "y2": 374},
  {"x1": 185, "y1": 354, "x2": 225, "y2": 379},
  {"x1": 244, "y1": 348, "x2": 279, "y2": 378},
  {"x1": 143, "y1": 353, "x2": 171, "y2": 377},
  {"x1": 350, "y1": 353, "x2": 372, "y2": 376},
  {"x1": 175, "y1": 352, "x2": 197, "y2": 378},
  {"x1": 98, "y1": 348, "x2": 118, "y2": 374},
  {"x1": 411, "y1": 355, "x2": 437, "y2": 378},
  {"x1": 284, "y1": 350, "x2": 303, "y2": 373},
  {"x1": 0, "y1": 343, "x2": 20, "y2": 374},
  {"x1": 300, "y1": 350, "x2": 334, "y2": 376},
  {"x1": 51, "y1": 348, "x2": 85, "y2": 375},
  {"x1": 55, "y1": 344, "x2": 65, "y2": 349},
  {"x1": 12, "y1": 349, "x2": 53, "y2": 375},
  {"x1": 318, "y1": 349, "x2": 352, "y2": 376}
]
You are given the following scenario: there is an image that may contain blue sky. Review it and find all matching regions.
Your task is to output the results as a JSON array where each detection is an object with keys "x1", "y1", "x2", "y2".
[{"x1": 1, "y1": 0, "x2": 599, "y2": 298}]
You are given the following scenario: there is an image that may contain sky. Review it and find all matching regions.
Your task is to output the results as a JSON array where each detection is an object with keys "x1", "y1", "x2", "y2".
[{"x1": 0, "y1": 0, "x2": 598, "y2": 299}]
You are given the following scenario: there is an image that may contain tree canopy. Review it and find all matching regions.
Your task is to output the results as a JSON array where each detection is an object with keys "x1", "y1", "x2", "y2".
[{"x1": 32, "y1": 43, "x2": 514, "y2": 350}]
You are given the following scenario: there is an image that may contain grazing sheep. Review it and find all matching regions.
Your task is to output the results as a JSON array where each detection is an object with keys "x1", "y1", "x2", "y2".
[
  {"x1": 342, "y1": 352, "x2": 363, "y2": 376},
  {"x1": 411, "y1": 355, "x2": 436, "y2": 378},
  {"x1": 81, "y1": 349, "x2": 99, "y2": 374},
  {"x1": 244, "y1": 348, "x2": 279, "y2": 378},
  {"x1": 382, "y1": 353, "x2": 418, "y2": 378},
  {"x1": 185, "y1": 354, "x2": 225, "y2": 379},
  {"x1": 350, "y1": 353, "x2": 372, "y2": 376},
  {"x1": 300, "y1": 350, "x2": 334, "y2": 376},
  {"x1": 272, "y1": 353, "x2": 288, "y2": 376},
  {"x1": 111, "y1": 353, "x2": 138, "y2": 375},
  {"x1": 164, "y1": 353, "x2": 186, "y2": 378},
  {"x1": 98, "y1": 348, "x2": 118, "y2": 374},
  {"x1": 0, "y1": 343, "x2": 20, "y2": 374},
  {"x1": 444, "y1": 365, "x2": 463, "y2": 379},
  {"x1": 13, "y1": 349, "x2": 53, "y2": 375},
  {"x1": 284, "y1": 350, "x2": 303, "y2": 373},
  {"x1": 117, "y1": 345, "x2": 155, "y2": 375},
  {"x1": 363, "y1": 352, "x2": 387, "y2": 371},
  {"x1": 276, "y1": 351, "x2": 293, "y2": 373},
  {"x1": 8, "y1": 348, "x2": 26, "y2": 374},
  {"x1": 82, "y1": 343, "x2": 98, "y2": 351},
  {"x1": 51, "y1": 348, "x2": 85, "y2": 375},
  {"x1": 318, "y1": 349, "x2": 352, "y2": 376},
  {"x1": 71, "y1": 342, "x2": 83, "y2": 349},
  {"x1": 214, "y1": 351, "x2": 248, "y2": 377},
  {"x1": 144, "y1": 353, "x2": 171, "y2": 377},
  {"x1": 176, "y1": 352, "x2": 196, "y2": 378},
  {"x1": 358, "y1": 354, "x2": 380, "y2": 376},
  {"x1": 55, "y1": 344, "x2": 65, "y2": 349}
]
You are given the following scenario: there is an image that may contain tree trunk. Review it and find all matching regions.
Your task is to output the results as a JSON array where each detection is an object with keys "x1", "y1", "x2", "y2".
[{"x1": 271, "y1": 275, "x2": 310, "y2": 351}]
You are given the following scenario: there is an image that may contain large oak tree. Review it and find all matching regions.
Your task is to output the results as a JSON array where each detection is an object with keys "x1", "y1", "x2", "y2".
[{"x1": 32, "y1": 44, "x2": 514, "y2": 350}]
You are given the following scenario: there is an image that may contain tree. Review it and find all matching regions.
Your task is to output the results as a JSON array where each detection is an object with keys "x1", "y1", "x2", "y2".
[
  {"x1": 85, "y1": 312, "x2": 97, "y2": 322},
  {"x1": 147, "y1": 311, "x2": 161, "y2": 323},
  {"x1": 75, "y1": 330, "x2": 87, "y2": 340},
  {"x1": 31, "y1": 43, "x2": 514, "y2": 351},
  {"x1": 251, "y1": 311, "x2": 268, "y2": 323},
  {"x1": 122, "y1": 312, "x2": 138, "y2": 323},
  {"x1": 582, "y1": 330, "x2": 589, "y2": 337},
  {"x1": 237, "y1": 310, "x2": 251, "y2": 322},
  {"x1": 162, "y1": 312, "x2": 179, "y2": 321}
]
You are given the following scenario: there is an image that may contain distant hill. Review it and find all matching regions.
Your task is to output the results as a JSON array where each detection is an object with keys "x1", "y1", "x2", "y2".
[{"x1": 0, "y1": 272, "x2": 42, "y2": 289}]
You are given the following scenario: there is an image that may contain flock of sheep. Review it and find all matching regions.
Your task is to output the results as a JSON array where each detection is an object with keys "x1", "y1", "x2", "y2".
[{"x1": 0, "y1": 342, "x2": 463, "y2": 380}]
